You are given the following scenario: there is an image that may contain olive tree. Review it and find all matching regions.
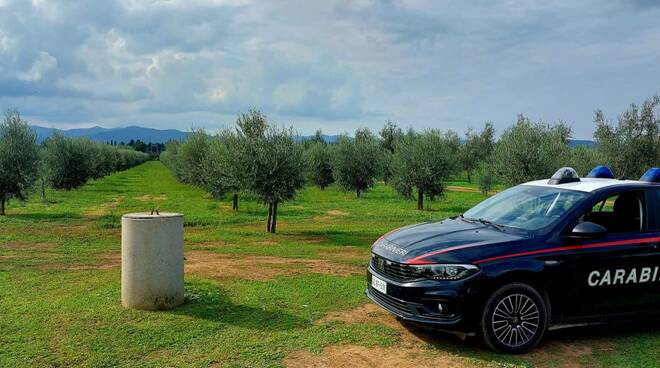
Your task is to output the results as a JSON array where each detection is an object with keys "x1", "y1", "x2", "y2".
[
  {"x1": 303, "y1": 129, "x2": 326, "y2": 149},
  {"x1": 476, "y1": 161, "x2": 495, "y2": 196},
  {"x1": 202, "y1": 131, "x2": 244, "y2": 210},
  {"x1": 458, "y1": 122, "x2": 495, "y2": 183},
  {"x1": 44, "y1": 132, "x2": 94, "y2": 189},
  {"x1": 0, "y1": 109, "x2": 40, "y2": 215},
  {"x1": 379, "y1": 120, "x2": 403, "y2": 184},
  {"x1": 245, "y1": 126, "x2": 305, "y2": 233},
  {"x1": 304, "y1": 141, "x2": 334, "y2": 190},
  {"x1": 37, "y1": 147, "x2": 50, "y2": 201},
  {"x1": 237, "y1": 109, "x2": 268, "y2": 139},
  {"x1": 390, "y1": 130, "x2": 460, "y2": 210},
  {"x1": 333, "y1": 129, "x2": 382, "y2": 198},
  {"x1": 175, "y1": 129, "x2": 211, "y2": 186},
  {"x1": 565, "y1": 146, "x2": 604, "y2": 177},
  {"x1": 594, "y1": 95, "x2": 659, "y2": 178},
  {"x1": 159, "y1": 140, "x2": 181, "y2": 175},
  {"x1": 492, "y1": 115, "x2": 572, "y2": 186}
]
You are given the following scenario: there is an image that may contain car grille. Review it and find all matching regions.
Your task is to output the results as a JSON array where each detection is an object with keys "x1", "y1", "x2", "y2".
[
  {"x1": 370, "y1": 254, "x2": 422, "y2": 281},
  {"x1": 368, "y1": 285, "x2": 412, "y2": 314}
]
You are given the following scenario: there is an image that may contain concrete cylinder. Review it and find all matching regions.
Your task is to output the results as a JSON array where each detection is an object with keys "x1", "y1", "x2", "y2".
[{"x1": 121, "y1": 212, "x2": 184, "y2": 310}]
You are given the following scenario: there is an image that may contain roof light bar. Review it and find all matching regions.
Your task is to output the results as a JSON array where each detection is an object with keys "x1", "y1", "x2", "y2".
[
  {"x1": 586, "y1": 165, "x2": 615, "y2": 179},
  {"x1": 548, "y1": 167, "x2": 580, "y2": 185},
  {"x1": 640, "y1": 168, "x2": 660, "y2": 183}
]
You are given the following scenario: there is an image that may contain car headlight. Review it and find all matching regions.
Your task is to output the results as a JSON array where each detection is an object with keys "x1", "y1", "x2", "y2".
[{"x1": 411, "y1": 264, "x2": 479, "y2": 280}]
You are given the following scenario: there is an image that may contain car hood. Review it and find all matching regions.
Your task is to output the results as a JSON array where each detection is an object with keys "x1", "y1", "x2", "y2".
[{"x1": 372, "y1": 218, "x2": 529, "y2": 264}]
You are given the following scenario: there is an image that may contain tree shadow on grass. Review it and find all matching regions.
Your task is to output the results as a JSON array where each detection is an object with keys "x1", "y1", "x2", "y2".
[
  {"x1": 170, "y1": 282, "x2": 309, "y2": 332},
  {"x1": 297, "y1": 229, "x2": 378, "y2": 247},
  {"x1": 8, "y1": 212, "x2": 81, "y2": 221}
]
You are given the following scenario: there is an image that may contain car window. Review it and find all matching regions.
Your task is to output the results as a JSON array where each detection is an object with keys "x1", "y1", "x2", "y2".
[
  {"x1": 463, "y1": 185, "x2": 589, "y2": 233},
  {"x1": 580, "y1": 191, "x2": 644, "y2": 233},
  {"x1": 591, "y1": 196, "x2": 616, "y2": 213},
  {"x1": 650, "y1": 188, "x2": 660, "y2": 230}
]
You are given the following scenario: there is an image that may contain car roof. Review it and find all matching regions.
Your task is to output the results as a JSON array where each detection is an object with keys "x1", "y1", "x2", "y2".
[{"x1": 523, "y1": 178, "x2": 654, "y2": 193}]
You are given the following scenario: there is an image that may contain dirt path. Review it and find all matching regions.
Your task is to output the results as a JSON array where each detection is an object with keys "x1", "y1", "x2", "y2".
[{"x1": 284, "y1": 303, "x2": 614, "y2": 368}]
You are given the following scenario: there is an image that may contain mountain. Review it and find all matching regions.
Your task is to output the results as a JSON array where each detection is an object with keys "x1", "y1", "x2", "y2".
[
  {"x1": 31, "y1": 125, "x2": 189, "y2": 144},
  {"x1": 29, "y1": 125, "x2": 596, "y2": 147},
  {"x1": 568, "y1": 139, "x2": 596, "y2": 148},
  {"x1": 296, "y1": 134, "x2": 341, "y2": 144}
]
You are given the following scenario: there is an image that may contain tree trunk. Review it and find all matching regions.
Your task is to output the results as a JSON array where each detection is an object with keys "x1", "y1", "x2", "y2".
[
  {"x1": 270, "y1": 201, "x2": 279, "y2": 233},
  {"x1": 417, "y1": 190, "x2": 424, "y2": 210},
  {"x1": 467, "y1": 171, "x2": 471, "y2": 183},
  {"x1": 267, "y1": 203, "x2": 273, "y2": 232},
  {"x1": 232, "y1": 193, "x2": 238, "y2": 211},
  {"x1": 41, "y1": 179, "x2": 46, "y2": 201},
  {"x1": 0, "y1": 197, "x2": 5, "y2": 216},
  {"x1": 356, "y1": 189, "x2": 361, "y2": 198}
]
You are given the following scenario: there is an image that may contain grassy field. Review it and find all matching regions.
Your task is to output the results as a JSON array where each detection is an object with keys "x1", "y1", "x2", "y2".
[{"x1": 1, "y1": 161, "x2": 658, "y2": 367}]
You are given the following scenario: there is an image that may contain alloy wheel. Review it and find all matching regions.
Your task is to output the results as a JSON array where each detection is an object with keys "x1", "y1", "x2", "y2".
[{"x1": 491, "y1": 293, "x2": 540, "y2": 348}]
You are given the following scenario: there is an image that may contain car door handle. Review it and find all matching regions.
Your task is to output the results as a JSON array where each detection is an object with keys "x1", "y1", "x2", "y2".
[{"x1": 544, "y1": 260, "x2": 561, "y2": 267}]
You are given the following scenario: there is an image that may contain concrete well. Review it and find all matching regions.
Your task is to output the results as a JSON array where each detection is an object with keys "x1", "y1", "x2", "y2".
[{"x1": 121, "y1": 212, "x2": 184, "y2": 310}]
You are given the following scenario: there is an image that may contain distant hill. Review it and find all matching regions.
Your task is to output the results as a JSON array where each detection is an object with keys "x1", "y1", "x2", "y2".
[
  {"x1": 296, "y1": 134, "x2": 341, "y2": 144},
  {"x1": 568, "y1": 139, "x2": 596, "y2": 148},
  {"x1": 29, "y1": 125, "x2": 596, "y2": 147},
  {"x1": 32, "y1": 125, "x2": 344, "y2": 144},
  {"x1": 31, "y1": 125, "x2": 189, "y2": 144}
]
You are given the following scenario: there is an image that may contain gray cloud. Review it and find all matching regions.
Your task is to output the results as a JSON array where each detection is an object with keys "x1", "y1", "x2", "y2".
[{"x1": 0, "y1": 0, "x2": 659, "y2": 138}]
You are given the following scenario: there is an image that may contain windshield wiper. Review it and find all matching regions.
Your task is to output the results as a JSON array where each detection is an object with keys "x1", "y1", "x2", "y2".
[{"x1": 462, "y1": 216, "x2": 506, "y2": 232}]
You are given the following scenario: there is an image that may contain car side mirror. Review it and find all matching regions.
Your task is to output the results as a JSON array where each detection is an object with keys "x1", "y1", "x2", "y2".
[{"x1": 565, "y1": 221, "x2": 607, "y2": 240}]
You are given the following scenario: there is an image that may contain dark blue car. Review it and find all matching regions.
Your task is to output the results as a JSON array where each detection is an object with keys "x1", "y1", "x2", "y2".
[{"x1": 367, "y1": 166, "x2": 660, "y2": 353}]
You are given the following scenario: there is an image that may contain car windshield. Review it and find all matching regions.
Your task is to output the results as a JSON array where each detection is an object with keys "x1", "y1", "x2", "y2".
[{"x1": 463, "y1": 185, "x2": 589, "y2": 233}]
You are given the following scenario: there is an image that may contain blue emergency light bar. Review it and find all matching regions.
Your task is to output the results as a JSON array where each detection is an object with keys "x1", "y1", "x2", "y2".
[
  {"x1": 640, "y1": 168, "x2": 660, "y2": 183},
  {"x1": 586, "y1": 165, "x2": 615, "y2": 179}
]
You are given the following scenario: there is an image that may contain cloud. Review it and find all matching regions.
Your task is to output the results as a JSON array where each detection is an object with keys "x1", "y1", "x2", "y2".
[
  {"x1": 0, "y1": 0, "x2": 659, "y2": 138},
  {"x1": 17, "y1": 51, "x2": 57, "y2": 81}
]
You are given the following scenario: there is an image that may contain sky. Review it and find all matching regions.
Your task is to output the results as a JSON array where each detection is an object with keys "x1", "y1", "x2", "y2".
[{"x1": 1, "y1": 0, "x2": 659, "y2": 139}]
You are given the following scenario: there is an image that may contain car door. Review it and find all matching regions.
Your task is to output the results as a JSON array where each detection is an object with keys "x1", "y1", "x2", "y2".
[{"x1": 549, "y1": 189, "x2": 660, "y2": 321}]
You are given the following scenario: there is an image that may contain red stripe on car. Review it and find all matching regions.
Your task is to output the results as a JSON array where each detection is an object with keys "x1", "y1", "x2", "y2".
[
  {"x1": 405, "y1": 236, "x2": 660, "y2": 266},
  {"x1": 405, "y1": 242, "x2": 490, "y2": 265}
]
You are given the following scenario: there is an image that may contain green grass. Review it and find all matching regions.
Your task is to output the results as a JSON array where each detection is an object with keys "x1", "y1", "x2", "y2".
[{"x1": 1, "y1": 161, "x2": 658, "y2": 367}]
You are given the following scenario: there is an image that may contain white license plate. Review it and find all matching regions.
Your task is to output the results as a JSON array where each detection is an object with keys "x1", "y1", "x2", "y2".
[{"x1": 371, "y1": 274, "x2": 387, "y2": 294}]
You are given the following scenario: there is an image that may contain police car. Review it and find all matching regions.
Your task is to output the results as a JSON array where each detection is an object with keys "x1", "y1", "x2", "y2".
[{"x1": 367, "y1": 166, "x2": 660, "y2": 353}]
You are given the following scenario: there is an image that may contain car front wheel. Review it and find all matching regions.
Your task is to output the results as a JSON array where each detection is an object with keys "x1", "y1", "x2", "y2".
[{"x1": 481, "y1": 283, "x2": 548, "y2": 354}]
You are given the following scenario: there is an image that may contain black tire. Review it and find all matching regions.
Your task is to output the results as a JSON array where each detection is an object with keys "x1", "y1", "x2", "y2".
[{"x1": 481, "y1": 283, "x2": 548, "y2": 354}]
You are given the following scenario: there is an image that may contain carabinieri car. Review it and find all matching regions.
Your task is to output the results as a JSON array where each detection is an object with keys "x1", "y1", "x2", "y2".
[{"x1": 367, "y1": 166, "x2": 660, "y2": 353}]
